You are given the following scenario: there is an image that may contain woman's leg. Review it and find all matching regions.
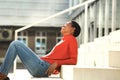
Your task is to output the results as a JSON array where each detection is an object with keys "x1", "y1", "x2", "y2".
[{"x1": 0, "y1": 41, "x2": 50, "y2": 77}]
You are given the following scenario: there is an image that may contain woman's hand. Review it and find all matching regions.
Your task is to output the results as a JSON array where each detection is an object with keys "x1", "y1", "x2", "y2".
[{"x1": 45, "y1": 62, "x2": 58, "y2": 76}]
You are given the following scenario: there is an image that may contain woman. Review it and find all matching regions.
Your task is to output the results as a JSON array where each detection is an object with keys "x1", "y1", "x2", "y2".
[{"x1": 0, "y1": 20, "x2": 81, "y2": 80}]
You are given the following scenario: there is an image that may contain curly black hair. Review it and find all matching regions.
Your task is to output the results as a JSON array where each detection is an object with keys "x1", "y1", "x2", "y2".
[{"x1": 71, "y1": 20, "x2": 81, "y2": 37}]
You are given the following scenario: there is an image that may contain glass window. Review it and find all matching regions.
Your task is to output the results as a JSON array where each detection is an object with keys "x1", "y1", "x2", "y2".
[
  {"x1": 35, "y1": 32, "x2": 47, "y2": 56},
  {"x1": 17, "y1": 31, "x2": 28, "y2": 45}
]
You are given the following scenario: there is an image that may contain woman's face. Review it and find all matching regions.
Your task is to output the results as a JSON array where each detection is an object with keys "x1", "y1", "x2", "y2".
[{"x1": 60, "y1": 21, "x2": 75, "y2": 36}]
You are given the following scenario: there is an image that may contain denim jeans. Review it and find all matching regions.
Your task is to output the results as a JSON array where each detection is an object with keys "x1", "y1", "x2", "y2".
[{"x1": 0, "y1": 41, "x2": 50, "y2": 77}]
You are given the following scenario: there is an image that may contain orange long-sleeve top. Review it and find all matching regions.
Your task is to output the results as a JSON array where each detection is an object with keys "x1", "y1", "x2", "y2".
[{"x1": 41, "y1": 34, "x2": 78, "y2": 72}]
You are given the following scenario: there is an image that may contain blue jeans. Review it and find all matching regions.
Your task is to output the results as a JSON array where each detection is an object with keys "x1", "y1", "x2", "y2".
[{"x1": 0, "y1": 41, "x2": 50, "y2": 77}]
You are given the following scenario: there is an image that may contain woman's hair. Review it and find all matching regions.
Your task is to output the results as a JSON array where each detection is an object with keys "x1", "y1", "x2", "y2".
[{"x1": 71, "y1": 20, "x2": 81, "y2": 37}]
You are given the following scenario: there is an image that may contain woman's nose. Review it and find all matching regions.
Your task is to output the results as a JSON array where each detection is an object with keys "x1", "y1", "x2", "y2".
[{"x1": 61, "y1": 26, "x2": 64, "y2": 29}]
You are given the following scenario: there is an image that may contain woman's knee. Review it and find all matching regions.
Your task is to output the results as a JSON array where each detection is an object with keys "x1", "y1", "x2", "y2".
[{"x1": 10, "y1": 40, "x2": 22, "y2": 46}]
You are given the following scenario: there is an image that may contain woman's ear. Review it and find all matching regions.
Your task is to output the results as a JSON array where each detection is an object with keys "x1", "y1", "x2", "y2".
[{"x1": 71, "y1": 27, "x2": 75, "y2": 34}]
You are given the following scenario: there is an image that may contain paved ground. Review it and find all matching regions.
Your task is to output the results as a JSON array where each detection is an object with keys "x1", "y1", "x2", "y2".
[{"x1": 8, "y1": 69, "x2": 63, "y2": 80}]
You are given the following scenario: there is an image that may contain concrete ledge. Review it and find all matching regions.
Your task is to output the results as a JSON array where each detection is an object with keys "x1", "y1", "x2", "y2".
[
  {"x1": 31, "y1": 77, "x2": 63, "y2": 80},
  {"x1": 61, "y1": 65, "x2": 120, "y2": 80},
  {"x1": 109, "y1": 51, "x2": 120, "y2": 68},
  {"x1": 60, "y1": 65, "x2": 75, "y2": 80},
  {"x1": 74, "y1": 67, "x2": 120, "y2": 80},
  {"x1": 8, "y1": 69, "x2": 63, "y2": 80}
]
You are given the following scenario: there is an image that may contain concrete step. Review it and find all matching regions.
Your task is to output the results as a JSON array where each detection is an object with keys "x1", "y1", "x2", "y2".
[
  {"x1": 31, "y1": 77, "x2": 63, "y2": 80},
  {"x1": 109, "y1": 50, "x2": 120, "y2": 68},
  {"x1": 8, "y1": 69, "x2": 63, "y2": 80},
  {"x1": 61, "y1": 65, "x2": 120, "y2": 80}
]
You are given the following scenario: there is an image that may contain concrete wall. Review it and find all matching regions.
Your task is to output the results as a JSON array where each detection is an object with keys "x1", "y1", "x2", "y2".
[{"x1": 0, "y1": 0, "x2": 69, "y2": 26}]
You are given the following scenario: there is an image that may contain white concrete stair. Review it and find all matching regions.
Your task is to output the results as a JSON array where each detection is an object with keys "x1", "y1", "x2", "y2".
[
  {"x1": 109, "y1": 51, "x2": 120, "y2": 68},
  {"x1": 31, "y1": 77, "x2": 63, "y2": 80},
  {"x1": 61, "y1": 65, "x2": 120, "y2": 80},
  {"x1": 8, "y1": 69, "x2": 63, "y2": 80}
]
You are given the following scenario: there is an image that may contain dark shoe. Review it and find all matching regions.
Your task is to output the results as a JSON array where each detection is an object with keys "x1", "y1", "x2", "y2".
[
  {"x1": 0, "y1": 72, "x2": 7, "y2": 80},
  {"x1": 4, "y1": 77, "x2": 10, "y2": 80}
]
